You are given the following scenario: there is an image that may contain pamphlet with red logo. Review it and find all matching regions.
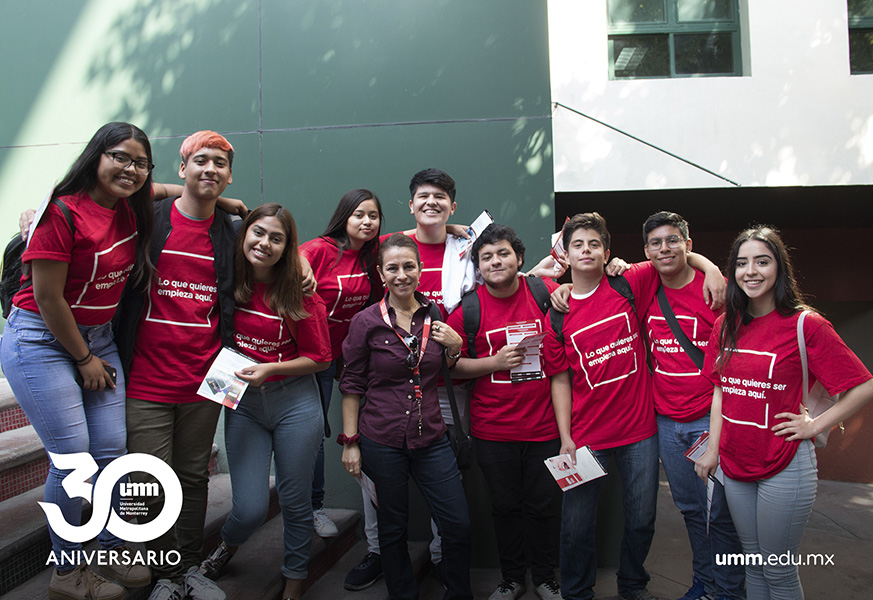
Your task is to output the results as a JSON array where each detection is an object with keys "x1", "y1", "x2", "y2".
[
  {"x1": 197, "y1": 347, "x2": 258, "y2": 410},
  {"x1": 544, "y1": 446, "x2": 607, "y2": 491}
]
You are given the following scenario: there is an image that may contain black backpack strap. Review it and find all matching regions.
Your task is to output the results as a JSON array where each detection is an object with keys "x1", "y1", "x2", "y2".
[
  {"x1": 657, "y1": 284, "x2": 704, "y2": 370},
  {"x1": 548, "y1": 306, "x2": 565, "y2": 345},
  {"x1": 460, "y1": 289, "x2": 480, "y2": 359},
  {"x1": 607, "y1": 274, "x2": 635, "y2": 315},
  {"x1": 429, "y1": 301, "x2": 466, "y2": 432},
  {"x1": 525, "y1": 276, "x2": 551, "y2": 315}
]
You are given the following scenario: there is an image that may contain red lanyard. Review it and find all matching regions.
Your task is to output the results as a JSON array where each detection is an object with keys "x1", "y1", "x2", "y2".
[{"x1": 379, "y1": 298, "x2": 431, "y2": 435}]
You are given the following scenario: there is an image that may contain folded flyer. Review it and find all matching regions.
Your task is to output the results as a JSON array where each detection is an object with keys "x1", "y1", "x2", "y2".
[
  {"x1": 544, "y1": 446, "x2": 607, "y2": 491},
  {"x1": 197, "y1": 346, "x2": 258, "y2": 410}
]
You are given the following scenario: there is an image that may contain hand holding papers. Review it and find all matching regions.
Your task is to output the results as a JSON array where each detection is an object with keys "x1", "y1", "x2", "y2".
[
  {"x1": 197, "y1": 347, "x2": 258, "y2": 409},
  {"x1": 544, "y1": 446, "x2": 607, "y2": 491},
  {"x1": 506, "y1": 320, "x2": 546, "y2": 382},
  {"x1": 452, "y1": 210, "x2": 494, "y2": 259}
]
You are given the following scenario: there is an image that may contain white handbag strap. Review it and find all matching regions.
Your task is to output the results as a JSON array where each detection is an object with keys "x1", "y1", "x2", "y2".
[{"x1": 796, "y1": 310, "x2": 810, "y2": 400}]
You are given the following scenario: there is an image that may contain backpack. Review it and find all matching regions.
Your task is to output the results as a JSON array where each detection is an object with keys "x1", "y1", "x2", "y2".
[
  {"x1": 460, "y1": 276, "x2": 551, "y2": 358},
  {"x1": 548, "y1": 274, "x2": 636, "y2": 345},
  {"x1": 0, "y1": 198, "x2": 74, "y2": 319}
]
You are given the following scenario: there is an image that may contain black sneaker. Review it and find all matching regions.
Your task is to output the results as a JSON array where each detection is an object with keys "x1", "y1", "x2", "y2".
[{"x1": 343, "y1": 552, "x2": 382, "y2": 591}]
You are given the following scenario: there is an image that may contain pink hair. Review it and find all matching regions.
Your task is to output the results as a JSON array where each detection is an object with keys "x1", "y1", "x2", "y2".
[{"x1": 179, "y1": 131, "x2": 234, "y2": 163}]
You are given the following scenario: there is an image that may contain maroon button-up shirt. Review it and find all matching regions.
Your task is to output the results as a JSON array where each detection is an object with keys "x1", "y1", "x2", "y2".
[{"x1": 340, "y1": 293, "x2": 447, "y2": 449}]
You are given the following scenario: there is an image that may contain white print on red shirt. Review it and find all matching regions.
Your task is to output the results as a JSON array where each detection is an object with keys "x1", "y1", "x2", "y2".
[
  {"x1": 145, "y1": 250, "x2": 217, "y2": 328},
  {"x1": 329, "y1": 272, "x2": 369, "y2": 322},
  {"x1": 235, "y1": 307, "x2": 287, "y2": 357},
  {"x1": 570, "y1": 312, "x2": 639, "y2": 390},
  {"x1": 719, "y1": 348, "x2": 782, "y2": 430},
  {"x1": 71, "y1": 233, "x2": 137, "y2": 311},
  {"x1": 647, "y1": 315, "x2": 706, "y2": 378}
]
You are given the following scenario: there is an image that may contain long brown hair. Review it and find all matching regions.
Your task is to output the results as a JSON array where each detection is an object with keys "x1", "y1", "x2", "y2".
[
  {"x1": 716, "y1": 225, "x2": 812, "y2": 370},
  {"x1": 234, "y1": 203, "x2": 308, "y2": 320}
]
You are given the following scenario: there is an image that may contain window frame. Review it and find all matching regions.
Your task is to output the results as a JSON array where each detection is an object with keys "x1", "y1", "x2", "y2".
[
  {"x1": 848, "y1": 2, "x2": 873, "y2": 75},
  {"x1": 607, "y1": 0, "x2": 743, "y2": 80}
]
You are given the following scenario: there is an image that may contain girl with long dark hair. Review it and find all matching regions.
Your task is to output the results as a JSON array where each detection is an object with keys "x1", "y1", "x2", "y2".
[
  {"x1": 695, "y1": 225, "x2": 872, "y2": 600},
  {"x1": 298, "y1": 189, "x2": 382, "y2": 541},
  {"x1": 0, "y1": 122, "x2": 157, "y2": 600},
  {"x1": 199, "y1": 204, "x2": 331, "y2": 600}
]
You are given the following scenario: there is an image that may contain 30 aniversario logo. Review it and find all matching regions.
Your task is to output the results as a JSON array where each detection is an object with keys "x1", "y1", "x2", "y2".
[{"x1": 40, "y1": 452, "x2": 183, "y2": 543}]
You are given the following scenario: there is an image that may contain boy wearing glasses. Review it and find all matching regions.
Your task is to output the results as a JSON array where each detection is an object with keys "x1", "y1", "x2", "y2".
[{"x1": 640, "y1": 211, "x2": 743, "y2": 600}]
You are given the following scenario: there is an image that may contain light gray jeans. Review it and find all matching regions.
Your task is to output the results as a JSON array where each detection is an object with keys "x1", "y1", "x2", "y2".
[{"x1": 723, "y1": 440, "x2": 817, "y2": 600}]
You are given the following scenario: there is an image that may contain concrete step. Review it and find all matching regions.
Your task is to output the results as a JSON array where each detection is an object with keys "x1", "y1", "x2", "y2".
[
  {"x1": 0, "y1": 425, "x2": 48, "y2": 502},
  {"x1": 303, "y1": 538, "x2": 434, "y2": 600},
  {"x1": 0, "y1": 380, "x2": 29, "y2": 434}
]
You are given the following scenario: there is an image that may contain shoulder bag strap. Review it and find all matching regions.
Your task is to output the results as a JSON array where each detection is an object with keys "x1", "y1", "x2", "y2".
[{"x1": 657, "y1": 284, "x2": 705, "y2": 370}]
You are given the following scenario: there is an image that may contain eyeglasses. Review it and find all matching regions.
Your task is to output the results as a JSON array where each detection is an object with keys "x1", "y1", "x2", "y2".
[
  {"x1": 403, "y1": 335, "x2": 420, "y2": 369},
  {"x1": 105, "y1": 151, "x2": 155, "y2": 173},
  {"x1": 646, "y1": 235, "x2": 684, "y2": 250}
]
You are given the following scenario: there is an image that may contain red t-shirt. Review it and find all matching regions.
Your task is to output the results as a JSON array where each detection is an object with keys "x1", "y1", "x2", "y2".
[
  {"x1": 381, "y1": 232, "x2": 450, "y2": 319},
  {"x1": 705, "y1": 310, "x2": 872, "y2": 482},
  {"x1": 15, "y1": 191, "x2": 137, "y2": 326},
  {"x1": 446, "y1": 277, "x2": 559, "y2": 442},
  {"x1": 299, "y1": 236, "x2": 377, "y2": 360},
  {"x1": 543, "y1": 266, "x2": 659, "y2": 450},
  {"x1": 645, "y1": 267, "x2": 720, "y2": 422},
  {"x1": 127, "y1": 206, "x2": 220, "y2": 403},
  {"x1": 234, "y1": 284, "x2": 331, "y2": 383}
]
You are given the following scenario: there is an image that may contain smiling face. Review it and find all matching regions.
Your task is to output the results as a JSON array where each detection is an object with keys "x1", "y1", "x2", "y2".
[
  {"x1": 408, "y1": 183, "x2": 455, "y2": 228},
  {"x1": 345, "y1": 198, "x2": 381, "y2": 250},
  {"x1": 735, "y1": 239, "x2": 777, "y2": 314},
  {"x1": 91, "y1": 138, "x2": 149, "y2": 207},
  {"x1": 179, "y1": 147, "x2": 232, "y2": 201},
  {"x1": 378, "y1": 246, "x2": 422, "y2": 302},
  {"x1": 243, "y1": 215, "x2": 288, "y2": 282},
  {"x1": 644, "y1": 224, "x2": 692, "y2": 279},
  {"x1": 477, "y1": 240, "x2": 522, "y2": 292},
  {"x1": 567, "y1": 227, "x2": 609, "y2": 280}
]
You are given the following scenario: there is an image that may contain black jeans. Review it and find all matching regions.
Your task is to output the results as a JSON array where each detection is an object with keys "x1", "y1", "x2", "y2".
[{"x1": 474, "y1": 436, "x2": 561, "y2": 586}]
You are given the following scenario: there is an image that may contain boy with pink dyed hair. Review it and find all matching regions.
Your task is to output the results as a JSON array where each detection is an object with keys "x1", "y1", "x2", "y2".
[{"x1": 116, "y1": 131, "x2": 238, "y2": 600}]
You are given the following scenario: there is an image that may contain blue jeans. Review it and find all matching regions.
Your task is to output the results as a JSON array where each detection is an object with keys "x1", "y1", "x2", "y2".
[
  {"x1": 0, "y1": 307, "x2": 126, "y2": 560},
  {"x1": 723, "y1": 440, "x2": 817, "y2": 600},
  {"x1": 360, "y1": 433, "x2": 472, "y2": 600},
  {"x1": 221, "y1": 374, "x2": 323, "y2": 580},
  {"x1": 658, "y1": 414, "x2": 745, "y2": 599},
  {"x1": 560, "y1": 433, "x2": 659, "y2": 600},
  {"x1": 311, "y1": 360, "x2": 336, "y2": 510},
  {"x1": 474, "y1": 437, "x2": 560, "y2": 586}
]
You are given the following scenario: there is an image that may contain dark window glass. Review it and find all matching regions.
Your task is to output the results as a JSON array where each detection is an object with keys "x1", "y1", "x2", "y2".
[
  {"x1": 677, "y1": 0, "x2": 732, "y2": 21},
  {"x1": 849, "y1": 29, "x2": 873, "y2": 73},
  {"x1": 674, "y1": 33, "x2": 734, "y2": 74},
  {"x1": 611, "y1": 35, "x2": 671, "y2": 77},
  {"x1": 848, "y1": 0, "x2": 873, "y2": 19},
  {"x1": 607, "y1": 0, "x2": 665, "y2": 25}
]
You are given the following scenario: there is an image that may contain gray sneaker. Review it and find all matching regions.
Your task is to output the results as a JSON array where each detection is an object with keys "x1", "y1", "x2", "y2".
[
  {"x1": 184, "y1": 566, "x2": 226, "y2": 600},
  {"x1": 49, "y1": 564, "x2": 125, "y2": 600},
  {"x1": 489, "y1": 580, "x2": 526, "y2": 600},
  {"x1": 535, "y1": 579, "x2": 563, "y2": 600},
  {"x1": 148, "y1": 579, "x2": 184, "y2": 600}
]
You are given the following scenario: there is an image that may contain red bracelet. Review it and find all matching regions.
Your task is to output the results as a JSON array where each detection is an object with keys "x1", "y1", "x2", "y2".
[{"x1": 336, "y1": 433, "x2": 360, "y2": 446}]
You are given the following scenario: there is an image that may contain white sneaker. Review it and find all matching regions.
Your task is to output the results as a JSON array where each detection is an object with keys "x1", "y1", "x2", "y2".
[
  {"x1": 183, "y1": 566, "x2": 226, "y2": 600},
  {"x1": 313, "y1": 508, "x2": 339, "y2": 537},
  {"x1": 489, "y1": 580, "x2": 526, "y2": 600},
  {"x1": 148, "y1": 579, "x2": 184, "y2": 600}
]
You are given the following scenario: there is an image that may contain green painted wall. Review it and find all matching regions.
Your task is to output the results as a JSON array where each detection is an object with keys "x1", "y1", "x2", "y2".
[{"x1": 1, "y1": 0, "x2": 555, "y2": 566}]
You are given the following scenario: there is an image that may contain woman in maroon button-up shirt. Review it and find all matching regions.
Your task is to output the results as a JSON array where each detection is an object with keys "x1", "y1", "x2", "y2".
[{"x1": 339, "y1": 233, "x2": 473, "y2": 600}]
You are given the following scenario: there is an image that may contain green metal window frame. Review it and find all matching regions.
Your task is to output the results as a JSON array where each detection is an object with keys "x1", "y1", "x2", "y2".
[
  {"x1": 848, "y1": 0, "x2": 873, "y2": 74},
  {"x1": 607, "y1": 0, "x2": 742, "y2": 80}
]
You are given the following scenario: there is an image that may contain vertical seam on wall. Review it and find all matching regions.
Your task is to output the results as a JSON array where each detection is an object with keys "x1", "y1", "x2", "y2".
[{"x1": 258, "y1": 0, "x2": 264, "y2": 204}]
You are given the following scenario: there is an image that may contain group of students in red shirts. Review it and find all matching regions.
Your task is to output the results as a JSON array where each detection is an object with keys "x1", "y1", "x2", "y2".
[{"x1": 3, "y1": 120, "x2": 871, "y2": 600}]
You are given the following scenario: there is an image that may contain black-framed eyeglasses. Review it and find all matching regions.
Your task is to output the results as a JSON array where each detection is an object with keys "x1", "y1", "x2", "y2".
[
  {"x1": 105, "y1": 151, "x2": 155, "y2": 173},
  {"x1": 403, "y1": 334, "x2": 420, "y2": 369},
  {"x1": 646, "y1": 235, "x2": 684, "y2": 250}
]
